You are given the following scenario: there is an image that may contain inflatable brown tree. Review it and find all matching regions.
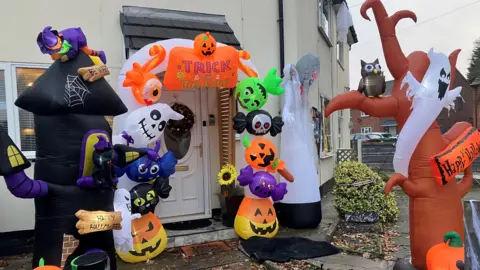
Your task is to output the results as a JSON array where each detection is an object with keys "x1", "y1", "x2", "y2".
[{"x1": 325, "y1": 0, "x2": 473, "y2": 268}]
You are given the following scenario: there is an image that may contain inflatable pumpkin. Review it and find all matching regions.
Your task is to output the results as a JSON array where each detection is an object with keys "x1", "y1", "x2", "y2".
[
  {"x1": 241, "y1": 135, "x2": 294, "y2": 182},
  {"x1": 117, "y1": 212, "x2": 167, "y2": 263},
  {"x1": 193, "y1": 32, "x2": 216, "y2": 57},
  {"x1": 234, "y1": 197, "x2": 279, "y2": 240},
  {"x1": 33, "y1": 258, "x2": 61, "y2": 270},
  {"x1": 426, "y1": 231, "x2": 464, "y2": 270},
  {"x1": 242, "y1": 134, "x2": 281, "y2": 171}
]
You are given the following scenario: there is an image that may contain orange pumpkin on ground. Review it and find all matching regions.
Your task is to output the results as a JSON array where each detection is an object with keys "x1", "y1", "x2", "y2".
[
  {"x1": 116, "y1": 212, "x2": 167, "y2": 263},
  {"x1": 33, "y1": 258, "x2": 61, "y2": 270},
  {"x1": 234, "y1": 197, "x2": 279, "y2": 239},
  {"x1": 426, "y1": 231, "x2": 464, "y2": 270}
]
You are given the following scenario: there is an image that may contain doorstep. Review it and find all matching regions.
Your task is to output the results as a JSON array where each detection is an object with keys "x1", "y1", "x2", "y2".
[{"x1": 165, "y1": 219, "x2": 237, "y2": 248}]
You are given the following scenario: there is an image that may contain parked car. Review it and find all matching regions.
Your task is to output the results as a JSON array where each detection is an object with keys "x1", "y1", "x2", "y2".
[
  {"x1": 370, "y1": 132, "x2": 397, "y2": 142},
  {"x1": 351, "y1": 133, "x2": 384, "y2": 143}
]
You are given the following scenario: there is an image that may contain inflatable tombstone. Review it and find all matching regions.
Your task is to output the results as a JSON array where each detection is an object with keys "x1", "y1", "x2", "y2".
[
  {"x1": 276, "y1": 53, "x2": 322, "y2": 229},
  {"x1": 0, "y1": 51, "x2": 146, "y2": 269}
]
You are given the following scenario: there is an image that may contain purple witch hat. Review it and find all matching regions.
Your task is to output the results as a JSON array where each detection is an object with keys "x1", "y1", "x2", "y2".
[{"x1": 36, "y1": 26, "x2": 63, "y2": 54}]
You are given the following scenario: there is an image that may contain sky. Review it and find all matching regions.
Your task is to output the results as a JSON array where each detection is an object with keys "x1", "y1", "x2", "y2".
[{"x1": 348, "y1": 0, "x2": 480, "y2": 87}]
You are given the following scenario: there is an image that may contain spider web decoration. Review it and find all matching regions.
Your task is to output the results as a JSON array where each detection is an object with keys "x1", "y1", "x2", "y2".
[{"x1": 64, "y1": 75, "x2": 91, "y2": 107}]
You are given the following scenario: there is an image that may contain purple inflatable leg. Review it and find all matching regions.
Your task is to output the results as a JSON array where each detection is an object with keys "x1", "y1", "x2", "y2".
[{"x1": 5, "y1": 170, "x2": 48, "y2": 198}]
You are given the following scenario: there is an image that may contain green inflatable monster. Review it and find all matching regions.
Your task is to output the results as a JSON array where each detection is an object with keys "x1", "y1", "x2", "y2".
[{"x1": 235, "y1": 68, "x2": 284, "y2": 111}]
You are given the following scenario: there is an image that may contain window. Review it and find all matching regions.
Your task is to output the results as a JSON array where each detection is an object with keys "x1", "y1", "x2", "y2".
[
  {"x1": 361, "y1": 127, "x2": 372, "y2": 134},
  {"x1": 0, "y1": 64, "x2": 49, "y2": 159},
  {"x1": 320, "y1": 96, "x2": 332, "y2": 157},
  {"x1": 318, "y1": 0, "x2": 331, "y2": 40},
  {"x1": 337, "y1": 42, "x2": 344, "y2": 67},
  {"x1": 361, "y1": 111, "x2": 369, "y2": 117},
  {"x1": 338, "y1": 110, "x2": 343, "y2": 148}
]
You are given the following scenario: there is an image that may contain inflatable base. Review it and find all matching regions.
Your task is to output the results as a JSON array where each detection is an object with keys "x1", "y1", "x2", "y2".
[
  {"x1": 274, "y1": 201, "x2": 322, "y2": 229},
  {"x1": 234, "y1": 197, "x2": 279, "y2": 240}
]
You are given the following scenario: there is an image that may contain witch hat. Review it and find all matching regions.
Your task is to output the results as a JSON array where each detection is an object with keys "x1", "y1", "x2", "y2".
[{"x1": 36, "y1": 26, "x2": 63, "y2": 54}]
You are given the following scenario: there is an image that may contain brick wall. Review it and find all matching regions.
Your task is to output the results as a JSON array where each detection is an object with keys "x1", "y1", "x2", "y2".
[
  {"x1": 351, "y1": 109, "x2": 393, "y2": 133},
  {"x1": 61, "y1": 234, "x2": 79, "y2": 268}
]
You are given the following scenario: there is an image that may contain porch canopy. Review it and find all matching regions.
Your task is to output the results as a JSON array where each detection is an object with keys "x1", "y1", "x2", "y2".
[{"x1": 120, "y1": 6, "x2": 242, "y2": 58}]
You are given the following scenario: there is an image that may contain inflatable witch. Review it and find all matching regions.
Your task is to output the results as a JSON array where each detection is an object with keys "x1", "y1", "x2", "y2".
[
  {"x1": 0, "y1": 26, "x2": 158, "y2": 269},
  {"x1": 276, "y1": 54, "x2": 322, "y2": 229}
]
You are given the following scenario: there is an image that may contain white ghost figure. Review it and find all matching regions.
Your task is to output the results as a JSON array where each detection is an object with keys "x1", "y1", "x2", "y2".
[
  {"x1": 113, "y1": 103, "x2": 184, "y2": 147},
  {"x1": 113, "y1": 189, "x2": 141, "y2": 254},
  {"x1": 393, "y1": 48, "x2": 462, "y2": 178}
]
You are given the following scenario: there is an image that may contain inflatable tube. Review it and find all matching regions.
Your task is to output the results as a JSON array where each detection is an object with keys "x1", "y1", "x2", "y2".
[
  {"x1": 430, "y1": 127, "x2": 480, "y2": 186},
  {"x1": 114, "y1": 38, "x2": 258, "y2": 135}
]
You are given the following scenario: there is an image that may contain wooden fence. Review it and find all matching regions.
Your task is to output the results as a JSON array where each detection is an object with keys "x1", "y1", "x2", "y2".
[{"x1": 360, "y1": 142, "x2": 480, "y2": 172}]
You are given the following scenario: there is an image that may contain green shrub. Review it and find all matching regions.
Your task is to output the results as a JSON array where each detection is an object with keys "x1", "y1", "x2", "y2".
[
  {"x1": 377, "y1": 171, "x2": 391, "y2": 182},
  {"x1": 333, "y1": 161, "x2": 399, "y2": 223}
]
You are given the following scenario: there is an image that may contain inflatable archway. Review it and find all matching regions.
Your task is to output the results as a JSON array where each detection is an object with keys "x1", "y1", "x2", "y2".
[{"x1": 112, "y1": 32, "x2": 261, "y2": 262}]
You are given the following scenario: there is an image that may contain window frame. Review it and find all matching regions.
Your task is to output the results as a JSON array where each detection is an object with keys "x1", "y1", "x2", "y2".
[
  {"x1": 1, "y1": 62, "x2": 50, "y2": 160},
  {"x1": 318, "y1": 0, "x2": 332, "y2": 46},
  {"x1": 336, "y1": 41, "x2": 345, "y2": 69},
  {"x1": 361, "y1": 127, "x2": 372, "y2": 134},
  {"x1": 320, "y1": 95, "x2": 333, "y2": 158}
]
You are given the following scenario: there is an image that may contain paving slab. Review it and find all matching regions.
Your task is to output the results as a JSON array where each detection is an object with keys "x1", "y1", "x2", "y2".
[{"x1": 306, "y1": 253, "x2": 395, "y2": 270}]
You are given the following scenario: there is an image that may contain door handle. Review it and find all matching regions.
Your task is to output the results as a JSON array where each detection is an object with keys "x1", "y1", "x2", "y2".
[{"x1": 195, "y1": 143, "x2": 203, "y2": 158}]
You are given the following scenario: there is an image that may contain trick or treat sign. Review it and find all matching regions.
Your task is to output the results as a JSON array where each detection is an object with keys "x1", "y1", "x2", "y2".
[
  {"x1": 430, "y1": 127, "x2": 480, "y2": 186},
  {"x1": 164, "y1": 32, "x2": 240, "y2": 90}
]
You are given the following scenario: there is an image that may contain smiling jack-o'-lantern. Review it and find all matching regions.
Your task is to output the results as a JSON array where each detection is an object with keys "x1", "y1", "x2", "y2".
[
  {"x1": 234, "y1": 197, "x2": 279, "y2": 240},
  {"x1": 116, "y1": 212, "x2": 167, "y2": 263},
  {"x1": 193, "y1": 32, "x2": 217, "y2": 57}
]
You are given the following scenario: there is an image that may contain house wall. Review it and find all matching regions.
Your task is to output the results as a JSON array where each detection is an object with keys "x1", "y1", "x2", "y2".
[
  {"x1": 0, "y1": 0, "x2": 351, "y2": 232},
  {"x1": 351, "y1": 109, "x2": 383, "y2": 134}
]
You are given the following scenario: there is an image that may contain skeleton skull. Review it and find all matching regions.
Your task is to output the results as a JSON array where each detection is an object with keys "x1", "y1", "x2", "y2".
[
  {"x1": 116, "y1": 103, "x2": 184, "y2": 147},
  {"x1": 251, "y1": 113, "x2": 271, "y2": 134}
]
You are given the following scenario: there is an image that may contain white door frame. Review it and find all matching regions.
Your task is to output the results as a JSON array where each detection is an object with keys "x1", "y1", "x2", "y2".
[{"x1": 161, "y1": 88, "x2": 211, "y2": 223}]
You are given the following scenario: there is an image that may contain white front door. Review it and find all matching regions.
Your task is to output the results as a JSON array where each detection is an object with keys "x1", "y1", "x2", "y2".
[{"x1": 155, "y1": 89, "x2": 207, "y2": 222}]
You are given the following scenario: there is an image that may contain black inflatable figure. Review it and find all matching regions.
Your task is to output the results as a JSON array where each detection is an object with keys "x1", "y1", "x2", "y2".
[
  {"x1": 232, "y1": 110, "x2": 284, "y2": 136},
  {"x1": 129, "y1": 178, "x2": 172, "y2": 215},
  {"x1": 0, "y1": 52, "x2": 139, "y2": 269},
  {"x1": 90, "y1": 136, "x2": 116, "y2": 188},
  {"x1": 130, "y1": 183, "x2": 160, "y2": 215}
]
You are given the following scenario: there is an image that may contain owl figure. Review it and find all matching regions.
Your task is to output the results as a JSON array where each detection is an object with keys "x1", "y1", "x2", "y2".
[{"x1": 358, "y1": 59, "x2": 386, "y2": 98}]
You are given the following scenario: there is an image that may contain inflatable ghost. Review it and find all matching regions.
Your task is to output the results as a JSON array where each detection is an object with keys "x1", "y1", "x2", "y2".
[
  {"x1": 394, "y1": 48, "x2": 462, "y2": 178},
  {"x1": 276, "y1": 53, "x2": 322, "y2": 229},
  {"x1": 113, "y1": 103, "x2": 184, "y2": 148},
  {"x1": 113, "y1": 189, "x2": 141, "y2": 255}
]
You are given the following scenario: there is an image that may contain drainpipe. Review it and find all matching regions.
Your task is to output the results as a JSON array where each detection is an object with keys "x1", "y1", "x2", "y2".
[{"x1": 278, "y1": 0, "x2": 285, "y2": 76}]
